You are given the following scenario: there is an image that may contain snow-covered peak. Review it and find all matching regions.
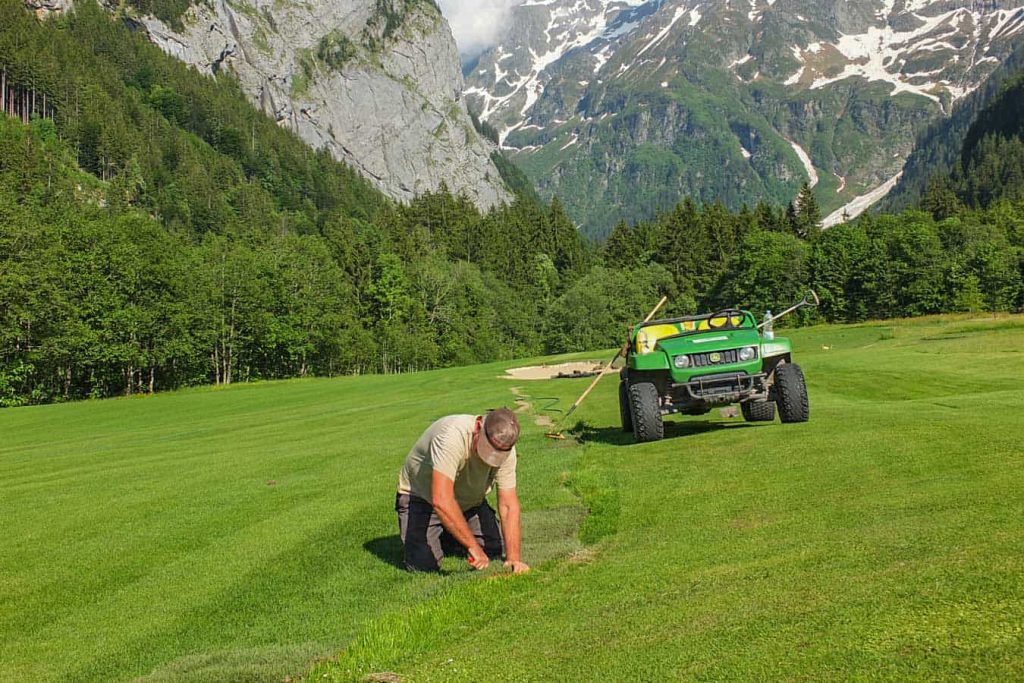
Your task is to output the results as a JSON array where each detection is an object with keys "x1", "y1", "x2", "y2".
[
  {"x1": 462, "y1": 0, "x2": 1024, "y2": 236},
  {"x1": 465, "y1": 0, "x2": 687, "y2": 141},
  {"x1": 469, "y1": 0, "x2": 1024, "y2": 138},
  {"x1": 779, "y1": 3, "x2": 1024, "y2": 108}
]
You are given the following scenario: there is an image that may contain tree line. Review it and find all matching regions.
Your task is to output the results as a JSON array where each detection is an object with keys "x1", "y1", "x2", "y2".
[
  {"x1": 596, "y1": 184, "x2": 1022, "y2": 331},
  {"x1": 0, "y1": 113, "x2": 589, "y2": 405},
  {"x1": 5, "y1": 104, "x2": 1020, "y2": 408}
]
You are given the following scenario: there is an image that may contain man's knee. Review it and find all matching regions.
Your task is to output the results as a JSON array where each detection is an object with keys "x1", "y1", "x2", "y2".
[
  {"x1": 399, "y1": 494, "x2": 444, "y2": 572},
  {"x1": 404, "y1": 541, "x2": 441, "y2": 572}
]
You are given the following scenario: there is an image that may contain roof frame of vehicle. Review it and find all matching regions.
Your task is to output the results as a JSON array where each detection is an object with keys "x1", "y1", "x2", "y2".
[{"x1": 638, "y1": 310, "x2": 756, "y2": 329}]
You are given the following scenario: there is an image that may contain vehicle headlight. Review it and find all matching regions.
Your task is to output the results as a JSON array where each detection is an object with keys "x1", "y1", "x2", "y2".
[
  {"x1": 738, "y1": 346, "x2": 757, "y2": 362},
  {"x1": 673, "y1": 355, "x2": 691, "y2": 369}
]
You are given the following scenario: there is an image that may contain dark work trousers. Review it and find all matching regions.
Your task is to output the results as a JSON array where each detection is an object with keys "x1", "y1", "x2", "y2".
[{"x1": 395, "y1": 493, "x2": 504, "y2": 572}]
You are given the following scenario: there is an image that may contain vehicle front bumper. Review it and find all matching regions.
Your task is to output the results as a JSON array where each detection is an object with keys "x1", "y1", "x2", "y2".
[{"x1": 672, "y1": 372, "x2": 767, "y2": 403}]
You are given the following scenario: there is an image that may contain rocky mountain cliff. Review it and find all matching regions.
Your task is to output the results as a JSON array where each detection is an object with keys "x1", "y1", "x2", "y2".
[
  {"x1": 465, "y1": 0, "x2": 1024, "y2": 235},
  {"x1": 24, "y1": 0, "x2": 71, "y2": 18},
  {"x1": 884, "y1": 38, "x2": 1024, "y2": 210},
  {"x1": 87, "y1": 0, "x2": 513, "y2": 209}
]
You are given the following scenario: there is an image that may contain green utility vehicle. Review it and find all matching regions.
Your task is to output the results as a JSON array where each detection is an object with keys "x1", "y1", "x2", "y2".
[{"x1": 619, "y1": 308, "x2": 809, "y2": 442}]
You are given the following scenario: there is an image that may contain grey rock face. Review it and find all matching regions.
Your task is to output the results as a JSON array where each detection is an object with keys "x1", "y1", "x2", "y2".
[
  {"x1": 133, "y1": 0, "x2": 511, "y2": 209},
  {"x1": 25, "y1": 0, "x2": 72, "y2": 18}
]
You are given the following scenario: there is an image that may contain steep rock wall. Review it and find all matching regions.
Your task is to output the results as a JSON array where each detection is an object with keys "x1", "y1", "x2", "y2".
[{"x1": 131, "y1": 0, "x2": 511, "y2": 209}]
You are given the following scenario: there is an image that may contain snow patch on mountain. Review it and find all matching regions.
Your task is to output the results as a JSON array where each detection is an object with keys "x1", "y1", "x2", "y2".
[
  {"x1": 748, "y1": 0, "x2": 777, "y2": 23},
  {"x1": 465, "y1": 0, "x2": 659, "y2": 141},
  {"x1": 788, "y1": 139, "x2": 818, "y2": 188},
  {"x1": 823, "y1": 172, "x2": 903, "y2": 228},
  {"x1": 810, "y1": 9, "x2": 959, "y2": 102},
  {"x1": 560, "y1": 132, "x2": 580, "y2": 149},
  {"x1": 991, "y1": 7, "x2": 1024, "y2": 43},
  {"x1": 638, "y1": 5, "x2": 691, "y2": 57},
  {"x1": 807, "y1": 6, "x2": 1024, "y2": 104}
]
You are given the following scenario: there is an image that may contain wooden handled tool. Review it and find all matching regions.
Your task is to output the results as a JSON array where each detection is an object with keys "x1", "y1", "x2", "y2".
[{"x1": 546, "y1": 295, "x2": 668, "y2": 439}]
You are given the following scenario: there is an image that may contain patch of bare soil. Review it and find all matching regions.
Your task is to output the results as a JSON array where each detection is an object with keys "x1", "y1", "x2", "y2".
[
  {"x1": 504, "y1": 361, "x2": 608, "y2": 381},
  {"x1": 568, "y1": 547, "x2": 598, "y2": 565},
  {"x1": 510, "y1": 385, "x2": 529, "y2": 408},
  {"x1": 365, "y1": 673, "x2": 402, "y2": 683},
  {"x1": 729, "y1": 514, "x2": 776, "y2": 530},
  {"x1": 509, "y1": 386, "x2": 555, "y2": 427}
]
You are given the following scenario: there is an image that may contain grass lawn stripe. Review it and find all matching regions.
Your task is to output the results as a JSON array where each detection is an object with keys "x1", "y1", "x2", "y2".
[
  {"x1": 2, "y1": 315, "x2": 1022, "y2": 681},
  {"x1": 315, "y1": 315, "x2": 1024, "y2": 682}
]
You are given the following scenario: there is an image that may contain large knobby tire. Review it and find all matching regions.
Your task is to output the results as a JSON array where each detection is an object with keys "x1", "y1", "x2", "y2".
[
  {"x1": 628, "y1": 381, "x2": 664, "y2": 443},
  {"x1": 618, "y1": 381, "x2": 633, "y2": 432},
  {"x1": 774, "y1": 363, "x2": 809, "y2": 423},
  {"x1": 741, "y1": 399, "x2": 776, "y2": 422}
]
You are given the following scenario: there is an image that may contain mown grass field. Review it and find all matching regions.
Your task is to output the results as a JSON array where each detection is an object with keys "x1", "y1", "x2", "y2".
[{"x1": 2, "y1": 315, "x2": 1023, "y2": 681}]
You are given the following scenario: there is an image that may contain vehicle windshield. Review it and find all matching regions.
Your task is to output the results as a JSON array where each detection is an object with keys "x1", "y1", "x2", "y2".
[{"x1": 632, "y1": 311, "x2": 755, "y2": 353}]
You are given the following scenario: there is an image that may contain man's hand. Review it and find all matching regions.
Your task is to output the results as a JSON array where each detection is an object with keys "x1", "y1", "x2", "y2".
[
  {"x1": 504, "y1": 559, "x2": 530, "y2": 574},
  {"x1": 468, "y1": 545, "x2": 489, "y2": 570},
  {"x1": 432, "y1": 471, "x2": 487, "y2": 569},
  {"x1": 497, "y1": 488, "x2": 526, "y2": 575}
]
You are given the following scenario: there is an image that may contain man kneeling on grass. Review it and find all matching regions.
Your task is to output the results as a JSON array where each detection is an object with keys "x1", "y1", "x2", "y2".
[{"x1": 396, "y1": 408, "x2": 530, "y2": 574}]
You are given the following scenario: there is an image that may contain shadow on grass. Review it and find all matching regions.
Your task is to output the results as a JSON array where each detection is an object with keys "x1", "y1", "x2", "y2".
[
  {"x1": 363, "y1": 535, "x2": 404, "y2": 570},
  {"x1": 364, "y1": 534, "x2": 472, "y2": 572},
  {"x1": 574, "y1": 419, "x2": 759, "y2": 446},
  {"x1": 364, "y1": 508, "x2": 585, "y2": 572}
]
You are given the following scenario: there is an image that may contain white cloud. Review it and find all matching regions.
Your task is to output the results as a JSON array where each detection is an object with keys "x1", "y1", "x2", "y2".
[{"x1": 436, "y1": 0, "x2": 523, "y2": 58}]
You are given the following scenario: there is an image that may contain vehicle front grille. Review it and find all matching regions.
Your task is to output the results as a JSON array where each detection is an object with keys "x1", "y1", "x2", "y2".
[{"x1": 689, "y1": 349, "x2": 740, "y2": 367}]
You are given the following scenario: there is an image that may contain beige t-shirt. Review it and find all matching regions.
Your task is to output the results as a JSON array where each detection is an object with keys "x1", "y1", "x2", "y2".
[{"x1": 397, "y1": 414, "x2": 517, "y2": 511}]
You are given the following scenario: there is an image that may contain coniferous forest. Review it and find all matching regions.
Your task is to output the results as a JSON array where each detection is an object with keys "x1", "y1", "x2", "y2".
[{"x1": 1, "y1": 0, "x2": 1023, "y2": 406}]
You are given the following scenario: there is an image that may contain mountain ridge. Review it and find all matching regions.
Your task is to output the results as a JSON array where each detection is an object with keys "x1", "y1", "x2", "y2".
[
  {"x1": 465, "y1": 0, "x2": 1024, "y2": 236},
  {"x1": 884, "y1": 38, "x2": 1024, "y2": 211}
]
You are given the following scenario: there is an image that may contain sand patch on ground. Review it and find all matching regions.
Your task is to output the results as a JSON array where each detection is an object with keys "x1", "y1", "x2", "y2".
[
  {"x1": 509, "y1": 386, "x2": 555, "y2": 427},
  {"x1": 504, "y1": 361, "x2": 609, "y2": 381},
  {"x1": 533, "y1": 414, "x2": 554, "y2": 427}
]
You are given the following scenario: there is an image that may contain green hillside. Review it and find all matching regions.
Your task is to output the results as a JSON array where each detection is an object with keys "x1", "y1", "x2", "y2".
[
  {"x1": 886, "y1": 43, "x2": 1024, "y2": 213},
  {"x1": 953, "y1": 71, "x2": 1024, "y2": 210},
  {"x1": 902, "y1": 67, "x2": 1024, "y2": 220},
  {"x1": 2, "y1": 315, "x2": 1022, "y2": 681},
  {"x1": 0, "y1": 0, "x2": 590, "y2": 406}
]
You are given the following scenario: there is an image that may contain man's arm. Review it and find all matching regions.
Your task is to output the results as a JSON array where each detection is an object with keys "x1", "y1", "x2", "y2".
[
  {"x1": 497, "y1": 487, "x2": 529, "y2": 574},
  {"x1": 431, "y1": 471, "x2": 489, "y2": 569}
]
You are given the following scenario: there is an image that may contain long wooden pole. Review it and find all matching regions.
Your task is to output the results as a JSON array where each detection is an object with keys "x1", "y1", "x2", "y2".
[{"x1": 551, "y1": 295, "x2": 668, "y2": 432}]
